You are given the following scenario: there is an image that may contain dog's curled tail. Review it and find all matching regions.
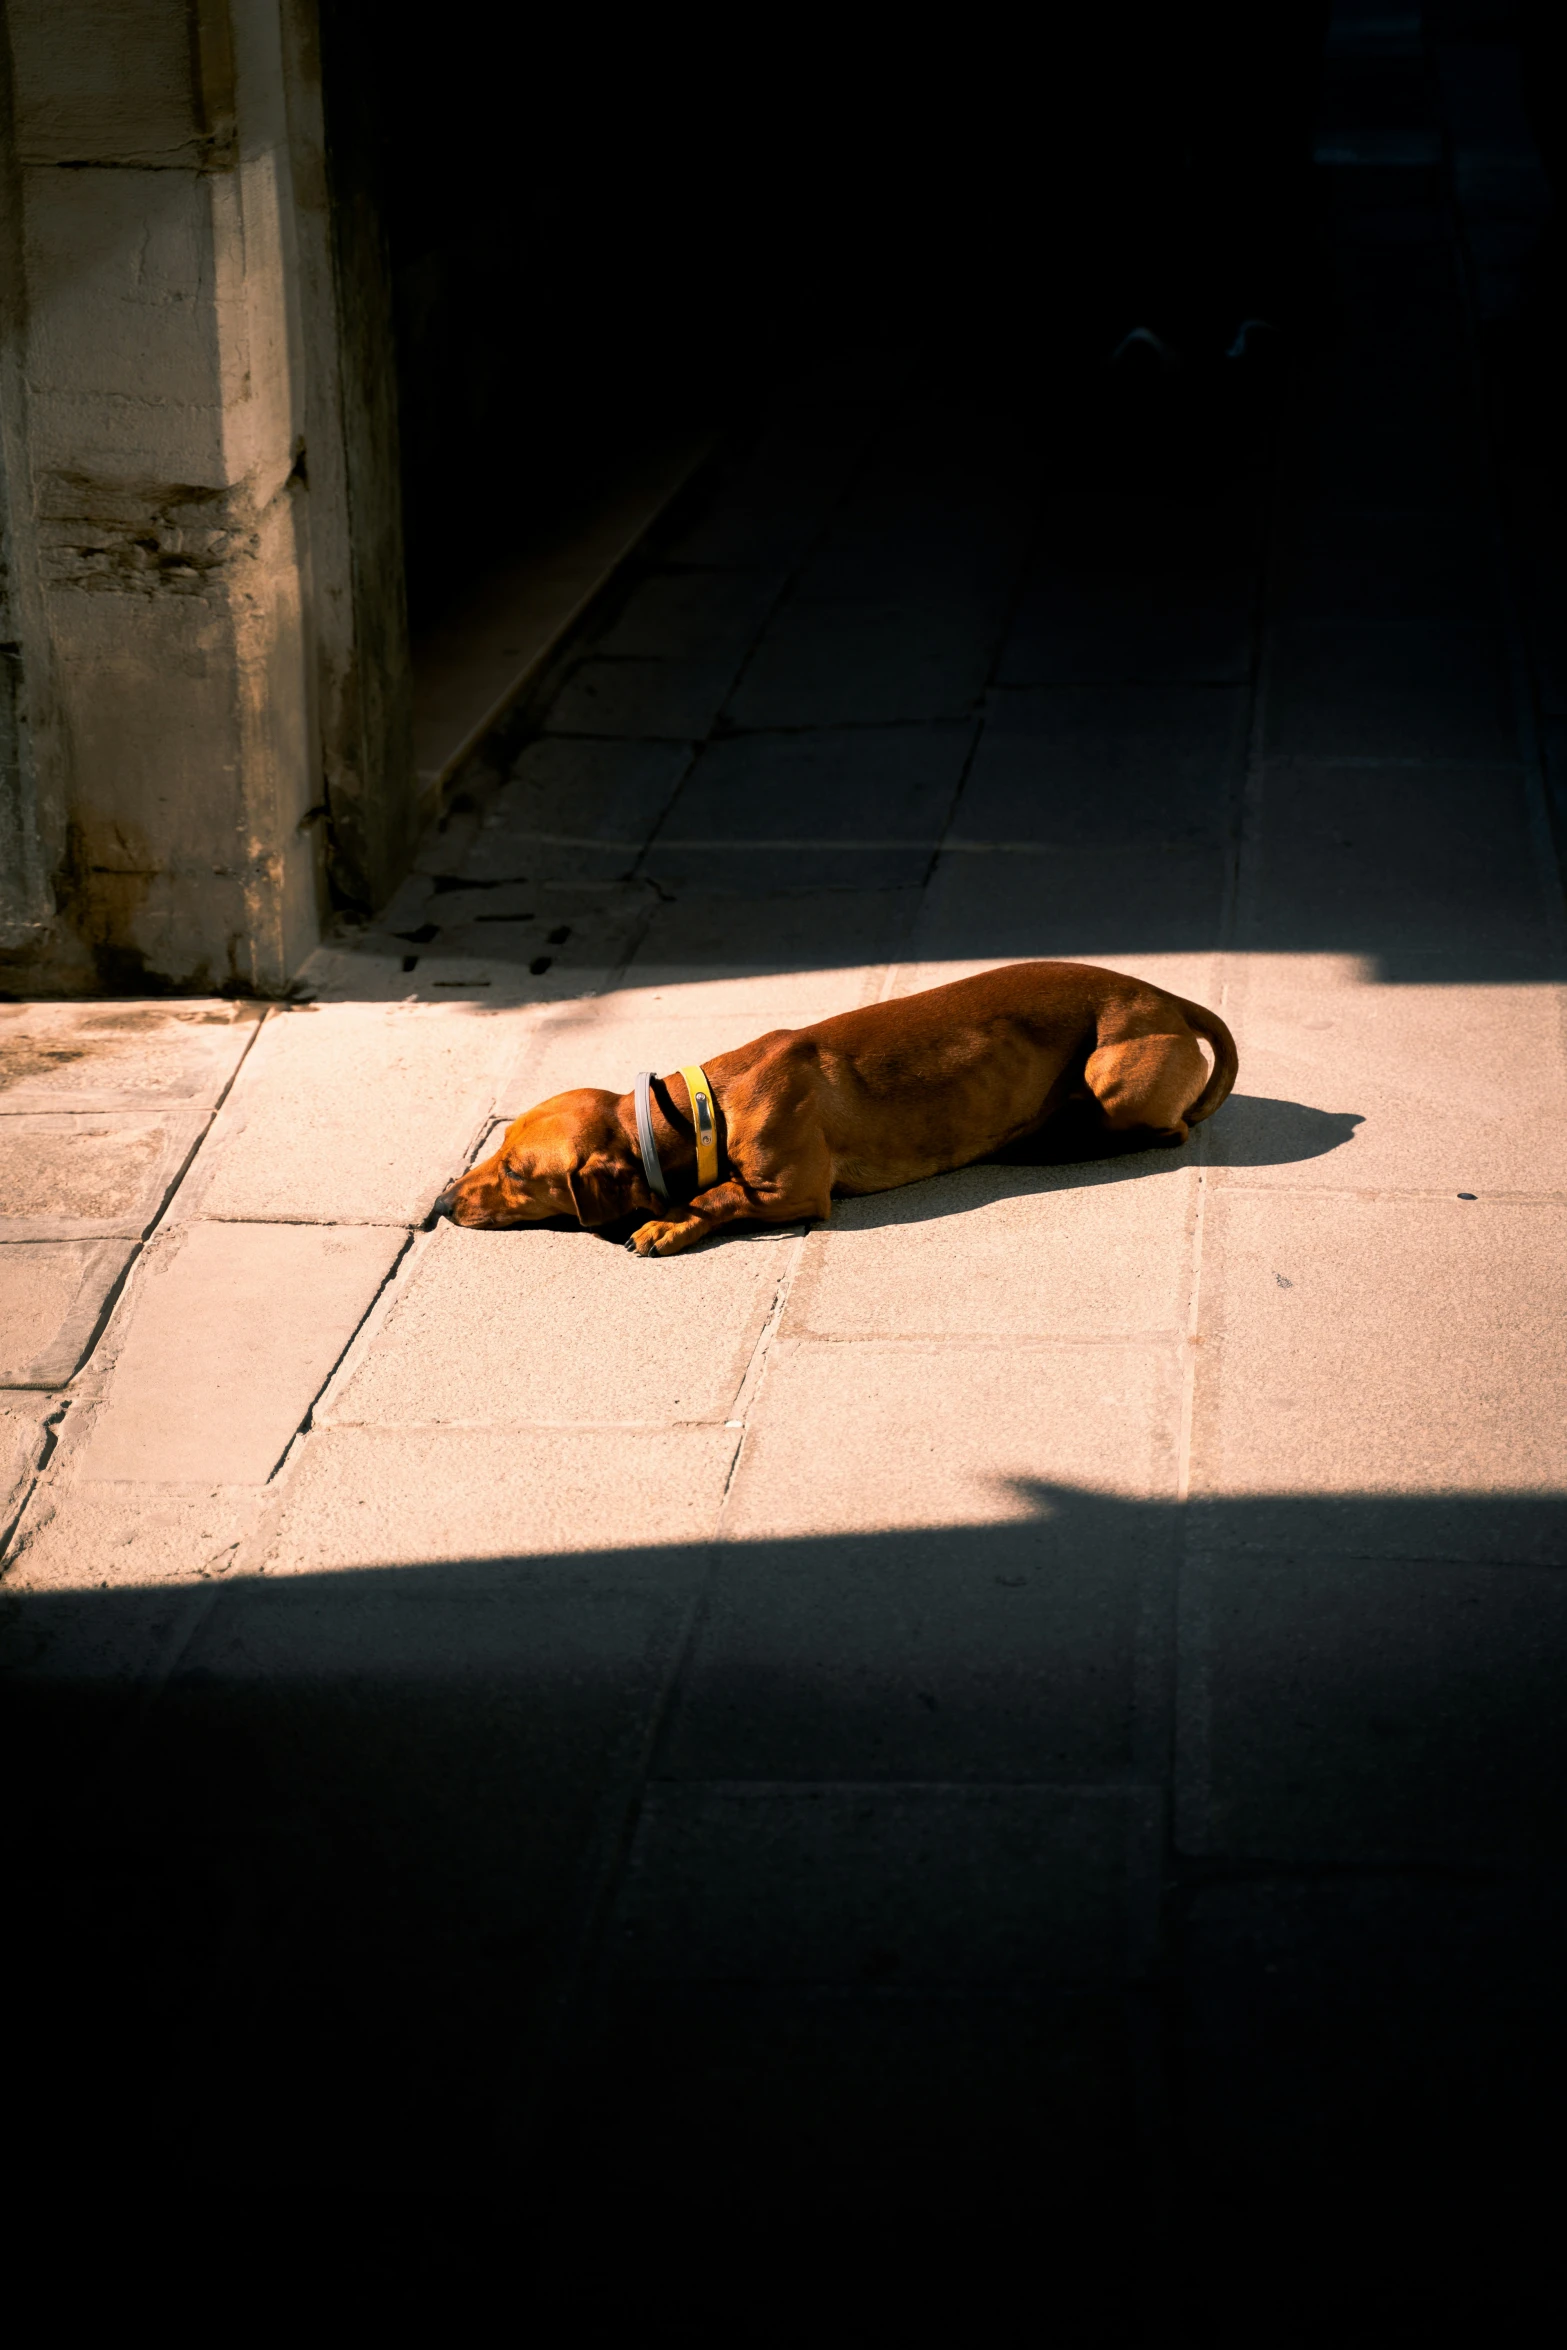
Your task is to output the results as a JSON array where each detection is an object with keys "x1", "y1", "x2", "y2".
[{"x1": 1172, "y1": 996, "x2": 1239, "y2": 1126}]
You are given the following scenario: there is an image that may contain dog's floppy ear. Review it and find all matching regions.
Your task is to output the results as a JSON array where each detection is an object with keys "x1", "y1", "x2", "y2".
[{"x1": 564, "y1": 1154, "x2": 639, "y2": 1228}]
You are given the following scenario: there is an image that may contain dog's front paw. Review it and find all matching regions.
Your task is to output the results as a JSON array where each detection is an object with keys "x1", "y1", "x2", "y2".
[{"x1": 626, "y1": 1220, "x2": 674, "y2": 1257}]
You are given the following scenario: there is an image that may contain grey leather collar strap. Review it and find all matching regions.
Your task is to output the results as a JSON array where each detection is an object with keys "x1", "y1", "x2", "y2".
[{"x1": 634, "y1": 1072, "x2": 670, "y2": 1201}]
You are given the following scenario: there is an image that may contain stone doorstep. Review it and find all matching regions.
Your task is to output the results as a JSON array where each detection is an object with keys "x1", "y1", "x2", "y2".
[
  {"x1": 0, "y1": 1237, "x2": 139, "y2": 1388},
  {"x1": 0, "y1": 1108, "x2": 210, "y2": 1240}
]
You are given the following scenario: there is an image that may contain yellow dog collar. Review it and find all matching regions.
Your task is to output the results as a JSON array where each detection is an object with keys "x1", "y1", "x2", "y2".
[{"x1": 678, "y1": 1064, "x2": 721, "y2": 1191}]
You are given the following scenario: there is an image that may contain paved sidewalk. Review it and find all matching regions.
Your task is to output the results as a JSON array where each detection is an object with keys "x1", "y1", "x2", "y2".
[{"x1": 6, "y1": 35, "x2": 1567, "y2": 2308}]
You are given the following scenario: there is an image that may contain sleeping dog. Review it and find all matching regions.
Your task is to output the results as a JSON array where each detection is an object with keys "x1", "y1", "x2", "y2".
[{"x1": 438, "y1": 960, "x2": 1237, "y2": 1257}]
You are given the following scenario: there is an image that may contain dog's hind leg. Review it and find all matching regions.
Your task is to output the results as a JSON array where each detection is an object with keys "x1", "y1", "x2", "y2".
[{"x1": 1083, "y1": 1031, "x2": 1210, "y2": 1145}]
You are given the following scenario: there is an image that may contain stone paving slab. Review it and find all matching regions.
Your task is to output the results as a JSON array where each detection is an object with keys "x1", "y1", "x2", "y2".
[
  {"x1": 621, "y1": 890, "x2": 917, "y2": 1014},
  {"x1": 408, "y1": 802, "x2": 486, "y2": 877},
  {"x1": 258, "y1": 1423, "x2": 739, "y2": 1571},
  {"x1": 296, "y1": 886, "x2": 649, "y2": 1012},
  {"x1": 1000, "y1": 578, "x2": 1259, "y2": 686},
  {"x1": 1273, "y1": 505, "x2": 1495, "y2": 623},
  {"x1": 726, "y1": 597, "x2": 1005, "y2": 729},
  {"x1": 1215, "y1": 959, "x2": 1567, "y2": 1194},
  {"x1": 1189, "y1": 1189, "x2": 1567, "y2": 1549},
  {"x1": 1244, "y1": 760, "x2": 1554, "y2": 968},
  {"x1": 643, "y1": 844, "x2": 930, "y2": 898},
  {"x1": 568, "y1": 1981, "x2": 1140, "y2": 2208},
  {"x1": 545, "y1": 655, "x2": 740, "y2": 741},
  {"x1": 1177, "y1": 1549, "x2": 1567, "y2": 1865},
  {"x1": 728, "y1": 1338, "x2": 1183, "y2": 1538},
  {"x1": 158, "y1": 1559, "x2": 704, "y2": 2023},
  {"x1": 319, "y1": 1220, "x2": 788, "y2": 1431},
  {"x1": 459, "y1": 739, "x2": 691, "y2": 884},
  {"x1": 788, "y1": 495, "x2": 1028, "y2": 590},
  {"x1": 1525, "y1": 564, "x2": 1567, "y2": 718},
  {"x1": 954, "y1": 684, "x2": 1242, "y2": 842},
  {"x1": 997, "y1": 517, "x2": 1258, "y2": 686},
  {"x1": 187, "y1": 1004, "x2": 522, "y2": 1224},
  {"x1": 280, "y1": 944, "x2": 435, "y2": 1004},
  {"x1": 604, "y1": 1783, "x2": 1161, "y2": 1983},
  {"x1": 1266, "y1": 620, "x2": 1517, "y2": 761},
  {"x1": 394, "y1": 880, "x2": 540, "y2": 929},
  {"x1": 75, "y1": 1221, "x2": 405, "y2": 1485},
  {"x1": 594, "y1": 567, "x2": 783, "y2": 662},
  {"x1": 658, "y1": 1510, "x2": 1173, "y2": 1784},
  {"x1": 0, "y1": 1110, "x2": 209, "y2": 1240},
  {"x1": 662, "y1": 720, "x2": 975, "y2": 830},
  {"x1": 388, "y1": 925, "x2": 620, "y2": 1007},
  {"x1": 178, "y1": 1550, "x2": 700, "y2": 1701},
  {"x1": 792, "y1": 528, "x2": 1028, "y2": 605},
  {"x1": 784, "y1": 1160, "x2": 1197, "y2": 1340},
  {"x1": 911, "y1": 841, "x2": 1232, "y2": 961},
  {"x1": 1, "y1": 1394, "x2": 57, "y2": 1543},
  {"x1": 4, "y1": 1481, "x2": 267, "y2": 1591},
  {"x1": 1178, "y1": 1874, "x2": 1561, "y2": 2193},
  {"x1": 0, "y1": 1576, "x2": 223, "y2": 1793},
  {"x1": 1306, "y1": 364, "x2": 1484, "y2": 507},
  {"x1": 0, "y1": 999, "x2": 261, "y2": 1111},
  {"x1": 0, "y1": 1238, "x2": 137, "y2": 1387},
  {"x1": 643, "y1": 722, "x2": 974, "y2": 893},
  {"x1": 791, "y1": 442, "x2": 1037, "y2": 595},
  {"x1": 661, "y1": 411, "x2": 879, "y2": 569}
]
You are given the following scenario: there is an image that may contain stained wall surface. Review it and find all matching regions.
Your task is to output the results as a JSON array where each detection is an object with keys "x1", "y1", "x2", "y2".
[{"x1": 0, "y1": 0, "x2": 413, "y2": 994}]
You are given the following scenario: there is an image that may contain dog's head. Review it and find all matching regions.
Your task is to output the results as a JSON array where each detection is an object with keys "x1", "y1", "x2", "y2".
[{"x1": 438, "y1": 1088, "x2": 651, "y2": 1229}]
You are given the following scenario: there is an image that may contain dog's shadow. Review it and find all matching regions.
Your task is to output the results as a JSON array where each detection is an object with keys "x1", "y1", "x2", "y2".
[
  {"x1": 827, "y1": 1093, "x2": 1363, "y2": 1232},
  {"x1": 581, "y1": 1094, "x2": 1363, "y2": 1246},
  {"x1": 1197, "y1": 1093, "x2": 1364, "y2": 1168}
]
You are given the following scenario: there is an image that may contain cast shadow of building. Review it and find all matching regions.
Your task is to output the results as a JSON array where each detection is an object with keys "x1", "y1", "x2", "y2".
[{"x1": 4, "y1": 1478, "x2": 1565, "y2": 2310}]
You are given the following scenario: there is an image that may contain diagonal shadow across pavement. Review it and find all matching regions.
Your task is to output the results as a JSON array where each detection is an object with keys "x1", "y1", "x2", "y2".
[{"x1": 6, "y1": 1481, "x2": 1567, "y2": 2303}]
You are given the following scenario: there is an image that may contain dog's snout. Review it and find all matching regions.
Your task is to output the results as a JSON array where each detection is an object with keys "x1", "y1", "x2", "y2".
[{"x1": 429, "y1": 1182, "x2": 461, "y2": 1225}]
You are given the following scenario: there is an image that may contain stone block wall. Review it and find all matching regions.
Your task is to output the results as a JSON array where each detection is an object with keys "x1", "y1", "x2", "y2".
[{"x1": 0, "y1": 0, "x2": 414, "y2": 995}]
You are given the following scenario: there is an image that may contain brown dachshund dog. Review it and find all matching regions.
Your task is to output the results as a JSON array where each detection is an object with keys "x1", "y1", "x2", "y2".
[{"x1": 440, "y1": 961, "x2": 1237, "y2": 1257}]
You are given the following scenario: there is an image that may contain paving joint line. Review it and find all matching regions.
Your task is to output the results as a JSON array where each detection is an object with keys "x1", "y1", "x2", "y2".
[
  {"x1": 260, "y1": 1224, "x2": 422, "y2": 1491},
  {"x1": 1163, "y1": 299, "x2": 1292, "y2": 2025},
  {"x1": 770, "y1": 1328, "x2": 1190, "y2": 1352},
  {"x1": 310, "y1": 1412, "x2": 783, "y2": 1434},
  {"x1": 0, "y1": 1393, "x2": 71, "y2": 1566},
  {"x1": 1208, "y1": 1182, "x2": 1567, "y2": 1204}
]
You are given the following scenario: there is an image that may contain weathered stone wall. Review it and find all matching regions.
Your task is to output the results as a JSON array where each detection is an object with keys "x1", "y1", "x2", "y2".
[
  {"x1": 0, "y1": 0, "x2": 413, "y2": 994},
  {"x1": 0, "y1": 12, "x2": 59, "y2": 963}
]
